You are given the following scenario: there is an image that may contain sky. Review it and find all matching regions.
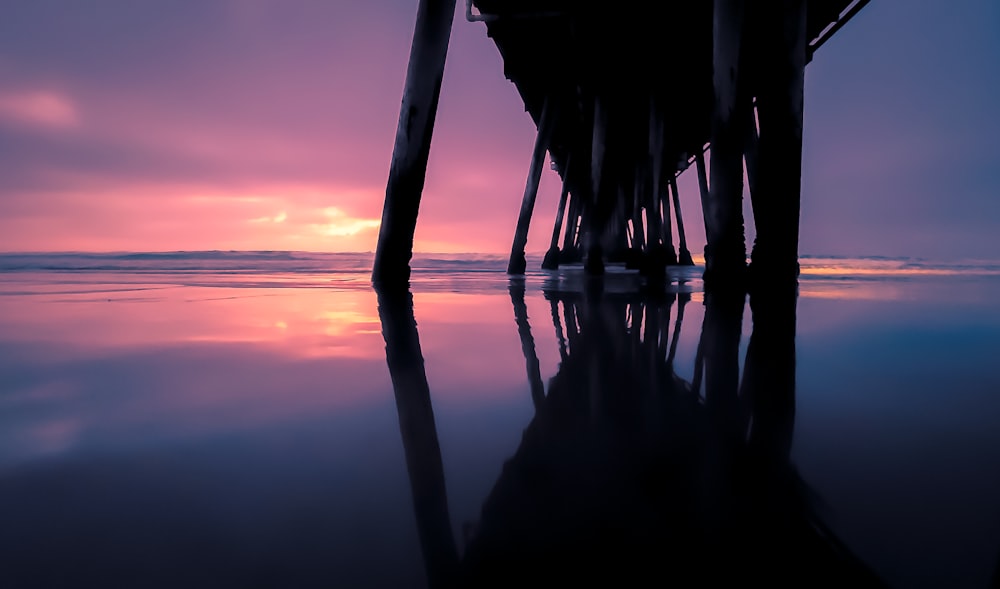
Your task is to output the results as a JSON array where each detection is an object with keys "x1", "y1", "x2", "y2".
[{"x1": 0, "y1": 0, "x2": 997, "y2": 258}]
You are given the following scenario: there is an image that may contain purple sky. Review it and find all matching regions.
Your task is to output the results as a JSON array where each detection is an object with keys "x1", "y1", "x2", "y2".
[{"x1": 0, "y1": 0, "x2": 997, "y2": 258}]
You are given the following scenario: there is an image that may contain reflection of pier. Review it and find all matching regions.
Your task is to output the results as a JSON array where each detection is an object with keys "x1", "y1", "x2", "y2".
[
  {"x1": 371, "y1": 1, "x2": 871, "y2": 285},
  {"x1": 378, "y1": 283, "x2": 885, "y2": 587}
]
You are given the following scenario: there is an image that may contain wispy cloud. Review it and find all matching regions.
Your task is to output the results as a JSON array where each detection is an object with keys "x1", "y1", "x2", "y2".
[
  {"x1": 0, "y1": 90, "x2": 79, "y2": 129},
  {"x1": 250, "y1": 210, "x2": 287, "y2": 223},
  {"x1": 311, "y1": 207, "x2": 380, "y2": 237}
]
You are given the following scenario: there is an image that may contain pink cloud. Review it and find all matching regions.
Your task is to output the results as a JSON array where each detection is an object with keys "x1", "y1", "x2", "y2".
[{"x1": 0, "y1": 90, "x2": 79, "y2": 128}]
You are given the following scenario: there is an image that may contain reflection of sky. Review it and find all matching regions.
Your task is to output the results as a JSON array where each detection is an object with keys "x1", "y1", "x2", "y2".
[
  {"x1": 793, "y1": 285, "x2": 1000, "y2": 588},
  {"x1": 1, "y1": 272, "x2": 1000, "y2": 586}
]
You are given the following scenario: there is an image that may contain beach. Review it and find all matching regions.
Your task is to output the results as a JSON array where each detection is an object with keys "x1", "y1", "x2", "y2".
[{"x1": 1, "y1": 252, "x2": 999, "y2": 587}]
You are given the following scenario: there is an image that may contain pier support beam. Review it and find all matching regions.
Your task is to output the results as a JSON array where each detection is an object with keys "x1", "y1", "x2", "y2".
[
  {"x1": 542, "y1": 159, "x2": 572, "y2": 270},
  {"x1": 751, "y1": 0, "x2": 807, "y2": 282},
  {"x1": 744, "y1": 107, "x2": 761, "y2": 219},
  {"x1": 585, "y1": 96, "x2": 608, "y2": 276},
  {"x1": 508, "y1": 99, "x2": 557, "y2": 275},
  {"x1": 706, "y1": 0, "x2": 751, "y2": 285},
  {"x1": 649, "y1": 105, "x2": 676, "y2": 268},
  {"x1": 670, "y1": 177, "x2": 695, "y2": 266},
  {"x1": 562, "y1": 191, "x2": 583, "y2": 260},
  {"x1": 696, "y1": 150, "x2": 711, "y2": 239},
  {"x1": 372, "y1": 0, "x2": 457, "y2": 287}
]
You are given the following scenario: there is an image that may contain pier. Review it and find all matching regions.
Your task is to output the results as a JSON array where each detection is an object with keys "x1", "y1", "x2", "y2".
[{"x1": 372, "y1": 0, "x2": 871, "y2": 286}]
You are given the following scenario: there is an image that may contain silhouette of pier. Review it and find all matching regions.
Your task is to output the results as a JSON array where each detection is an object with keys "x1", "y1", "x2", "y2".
[
  {"x1": 377, "y1": 283, "x2": 886, "y2": 587},
  {"x1": 372, "y1": 0, "x2": 870, "y2": 287}
]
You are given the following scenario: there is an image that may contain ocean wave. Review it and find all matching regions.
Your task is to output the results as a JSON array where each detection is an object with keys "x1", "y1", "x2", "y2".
[{"x1": 1, "y1": 252, "x2": 998, "y2": 278}]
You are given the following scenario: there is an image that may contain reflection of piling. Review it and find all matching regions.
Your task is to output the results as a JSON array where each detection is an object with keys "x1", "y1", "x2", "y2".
[
  {"x1": 698, "y1": 290, "x2": 747, "y2": 541},
  {"x1": 376, "y1": 288, "x2": 458, "y2": 588},
  {"x1": 510, "y1": 280, "x2": 546, "y2": 410},
  {"x1": 372, "y1": 0, "x2": 456, "y2": 287},
  {"x1": 455, "y1": 285, "x2": 883, "y2": 586},
  {"x1": 666, "y1": 292, "x2": 690, "y2": 365},
  {"x1": 549, "y1": 297, "x2": 569, "y2": 361},
  {"x1": 585, "y1": 95, "x2": 609, "y2": 276},
  {"x1": 742, "y1": 288, "x2": 797, "y2": 466}
]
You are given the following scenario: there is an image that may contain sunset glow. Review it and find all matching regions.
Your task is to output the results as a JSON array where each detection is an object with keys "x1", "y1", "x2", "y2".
[{"x1": 0, "y1": 1, "x2": 997, "y2": 258}]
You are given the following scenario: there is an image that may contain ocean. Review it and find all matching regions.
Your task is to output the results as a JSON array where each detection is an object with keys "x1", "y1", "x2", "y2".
[{"x1": 1, "y1": 252, "x2": 999, "y2": 587}]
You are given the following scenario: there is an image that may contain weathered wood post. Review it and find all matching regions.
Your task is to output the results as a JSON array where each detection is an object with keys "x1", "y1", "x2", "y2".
[
  {"x1": 751, "y1": 0, "x2": 807, "y2": 281},
  {"x1": 649, "y1": 105, "x2": 677, "y2": 267},
  {"x1": 377, "y1": 288, "x2": 458, "y2": 587},
  {"x1": 372, "y1": 0, "x2": 457, "y2": 286},
  {"x1": 696, "y1": 150, "x2": 711, "y2": 237},
  {"x1": 562, "y1": 192, "x2": 583, "y2": 260},
  {"x1": 627, "y1": 171, "x2": 646, "y2": 269},
  {"x1": 585, "y1": 95, "x2": 608, "y2": 275},
  {"x1": 508, "y1": 98, "x2": 557, "y2": 274},
  {"x1": 542, "y1": 158, "x2": 572, "y2": 270},
  {"x1": 670, "y1": 177, "x2": 695, "y2": 265},
  {"x1": 706, "y1": 0, "x2": 750, "y2": 284},
  {"x1": 744, "y1": 108, "x2": 761, "y2": 216}
]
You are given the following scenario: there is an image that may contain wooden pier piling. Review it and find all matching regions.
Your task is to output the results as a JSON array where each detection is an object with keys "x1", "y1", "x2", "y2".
[
  {"x1": 585, "y1": 96, "x2": 609, "y2": 275},
  {"x1": 372, "y1": 0, "x2": 457, "y2": 287},
  {"x1": 670, "y1": 177, "x2": 695, "y2": 266},
  {"x1": 705, "y1": 0, "x2": 751, "y2": 283},
  {"x1": 542, "y1": 159, "x2": 572, "y2": 270},
  {"x1": 509, "y1": 99, "x2": 557, "y2": 274},
  {"x1": 750, "y1": 0, "x2": 807, "y2": 281}
]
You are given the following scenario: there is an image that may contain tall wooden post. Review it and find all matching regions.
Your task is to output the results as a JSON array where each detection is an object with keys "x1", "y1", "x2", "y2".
[
  {"x1": 744, "y1": 107, "x2": 761, "y2": 217},
  {"x1": 562, "y1": 192, "x2": 582, "y2": 256},
  {"x1": 585, "y1": 95, "x2": 608, "y2": 275},
  {"x1": 632, "y1": 170, "x2": 646, "y2": 251},
  {"x1": 696, "y1": 150, "x2": 711, "y2": 240},
  {"x1": 645, "y1": 168, "x2": 662, "y2": 252},
  {"x1": 649, "y1": 103, "x2": 676, "y2": 267},
  {"x1": 508, "y1": 99, "x2": 556, "y2": 274},
  {"x1": 670, "y1": 177, "x2": 695, "y2": 265},
  {"x1": 372, "y1": 0, "x2": 457, "y2": 286},
  {"x1": 751, "y1": 0, "x2": 807, "y2": 281},
  {"x1": 660, "y1": 193, "x2": 676, "y2": 265},
  {"x1": 706, "y1": 0, "x2": 750, "y2": 284},
  {"x1": 627, "y1": 170, "x2": 646, "y2": 269},
  {"x1": 542, "y1": 159, "x2": 572, "y2": 270}
]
